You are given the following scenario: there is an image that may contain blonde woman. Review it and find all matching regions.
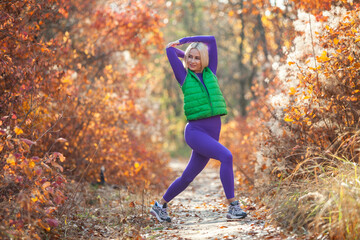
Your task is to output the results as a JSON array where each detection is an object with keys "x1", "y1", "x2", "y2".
[{"x1": 150, "y1": 36, "x2": 247, "y2": 222}]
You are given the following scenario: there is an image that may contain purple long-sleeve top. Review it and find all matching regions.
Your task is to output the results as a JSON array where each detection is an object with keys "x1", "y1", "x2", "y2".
[{"x1": 166, "y1": 36, "x2": 218, "y2": 86}]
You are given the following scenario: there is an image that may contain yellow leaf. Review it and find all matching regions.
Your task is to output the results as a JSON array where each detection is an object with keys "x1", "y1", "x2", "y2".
[
  {"x1": 350, "y1": 96, "x2": 357, "y2": 101},
  {"x1": 7, "y1": 154, "x2": 16, "y2": 165},
  {"x1": 284, "y1": 117, "x2": 294, "y2": 122},
  {"x1": 288, "y1": 61, "x2": 295, "y2": 66},
  {"x1": 105, "y1": 65, "x2": 113, "y2": 71},
  {"x1": 29, "y1": 161, "x2": 35, "y2": 169},
  {"x1": 289, "y1": 87, "x2": 296, "y2": 95},
  {"x1": 304, "y1": 96, "x2": 311, "y2": 99},
  {"x1": 134, "y1": 162, "x2": 140, "y2": 168},
  {"x1": 32, "y1": 196, "x2": 38, "y2": 202},
  {"x1": 348, "y1": 55, "x2": 354, "y2": 61},
  {"x1": 14, "y1": 126, "x2": 24, "y2": 135},
  {"x1": 317, "y1": 51, "x2": 330, "y2": 62},
  {"x1": 59, "y1": 154, "x2": 65, "y2": 162},
  {"x1": 308, "y1": 85, "x2": 313, "y2": 94},
  {"x1": 334, "y1": 38, "x2": 339, "y2": 45},
  {"x1": 61, "y1": 76, "x2": 72, "y2": 84},
  {"x1": 228, "y1": 10, "x2": 234, "y2": 17},
  {"x1": 355, "y1": 37, "x2": 360, "y2": 43}
]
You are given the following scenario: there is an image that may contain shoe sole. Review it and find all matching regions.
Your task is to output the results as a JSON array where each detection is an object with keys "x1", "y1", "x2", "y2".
[
  {"x1": 226, "y1": 213, "x2": 247, "y2": 219},
  {"x1": 150, "y1": 209, "x2": 164, "y2": 222},
  {"x1": 150, "y1": 209, "x2": 171, "y2": 223}
]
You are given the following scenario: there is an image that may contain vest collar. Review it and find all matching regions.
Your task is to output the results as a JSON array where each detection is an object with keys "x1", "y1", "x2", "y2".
[{"x1": 188, "y1": 69, "x2": 202, "y2": 82}]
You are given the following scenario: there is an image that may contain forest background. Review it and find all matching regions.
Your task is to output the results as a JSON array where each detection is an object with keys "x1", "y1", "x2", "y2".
[{"x1": 1, "y1": 0, "x2": 359, "y2": 239}]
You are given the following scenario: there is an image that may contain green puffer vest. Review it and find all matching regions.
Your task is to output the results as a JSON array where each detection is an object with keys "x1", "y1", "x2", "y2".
[{"x1": 181, "y1": 67, "x2": 227, "y2": 121}]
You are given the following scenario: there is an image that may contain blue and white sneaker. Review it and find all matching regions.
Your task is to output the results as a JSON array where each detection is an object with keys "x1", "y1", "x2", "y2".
[
  {"x1": 227, "y1": 200, "x2": 247, "y2": 219},
  {"x1": 150, "y1": 201, "x2": 171, "y2": 222}
]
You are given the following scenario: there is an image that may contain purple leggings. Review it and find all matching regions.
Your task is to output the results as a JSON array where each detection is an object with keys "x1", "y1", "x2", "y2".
[{"x1": 163, "y1": 116, "x2": 234, "y2": 202}]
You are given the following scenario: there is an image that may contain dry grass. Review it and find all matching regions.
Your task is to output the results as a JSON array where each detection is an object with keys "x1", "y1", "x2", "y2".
[{"x1": 261, "y1": 157, "x2": 360, "y2": 239}]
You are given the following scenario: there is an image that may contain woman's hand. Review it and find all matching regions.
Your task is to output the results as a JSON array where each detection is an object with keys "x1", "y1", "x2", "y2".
[{"x1": 166, "y1": 40, "x2": 180, "y2": 48}]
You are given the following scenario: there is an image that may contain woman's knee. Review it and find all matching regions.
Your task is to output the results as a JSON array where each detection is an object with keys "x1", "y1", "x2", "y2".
[
  {"x1": 222, "y1": 151, "x2": 233, "y2": 164},
  {"x1": 179, "y1": 174, "x2": 194, "y2": 185}
]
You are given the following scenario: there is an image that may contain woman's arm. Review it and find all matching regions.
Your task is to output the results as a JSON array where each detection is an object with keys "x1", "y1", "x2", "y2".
[
  {"x1": 178, "y1": 36, "x2": 218, "y2": 75},
  {"x1": 166, "y1": 46, "x2": 187, "y2": 86},
  {"x1": 173, "y1": 47, "x2": 185, "y2": 58}
]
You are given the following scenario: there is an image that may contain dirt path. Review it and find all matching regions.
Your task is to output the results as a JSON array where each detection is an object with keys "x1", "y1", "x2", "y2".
[{"x1": 142, "y1": 159, "x2": 291, "y2": 240}]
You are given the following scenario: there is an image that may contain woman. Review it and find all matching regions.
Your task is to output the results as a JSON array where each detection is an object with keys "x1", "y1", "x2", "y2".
[{"x1": 150, "y1": 36, "x2": 247, "y2": 222}]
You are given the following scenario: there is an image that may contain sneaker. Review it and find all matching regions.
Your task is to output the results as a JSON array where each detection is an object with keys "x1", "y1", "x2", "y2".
[
  {"x1": 227, "y1": 200, "x2": 247, "y2": 219},
  {"x1": 150, "y1": 201, "x2": 171, "y2": 222}
]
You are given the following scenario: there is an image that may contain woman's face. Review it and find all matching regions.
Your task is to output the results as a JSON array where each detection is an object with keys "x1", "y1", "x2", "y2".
[{"x1": 187, "y1": 48, "x2": 202, "y2": 73}]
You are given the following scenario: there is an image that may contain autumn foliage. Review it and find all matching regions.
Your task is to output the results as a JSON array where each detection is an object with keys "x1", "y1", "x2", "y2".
[
  {"x1": 1, "y1": 0, "x2": 170, "y2": 238},
  {"x1": 217, "y1": 2, "x2": 360, "y2": 237},
  {"x1": 256, "y1": 7, "x2": 360, "y2": 179},
  {"x1": 223, "y1": 4, "x2": 360, "y2": 238}
]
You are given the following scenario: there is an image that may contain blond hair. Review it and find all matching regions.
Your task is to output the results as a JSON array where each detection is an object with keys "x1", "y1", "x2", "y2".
[{"x1": 183, "y1": 42, "x2": 209, "y2": 72}]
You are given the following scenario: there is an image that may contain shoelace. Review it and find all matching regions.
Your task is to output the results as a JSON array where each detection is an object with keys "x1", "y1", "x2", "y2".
[
  {"x1": 158, "y1": 207, "x2": 169, "y2": 218},
  {"x1": 231, "y1": 204, "x2": 244, "y2": 215}
]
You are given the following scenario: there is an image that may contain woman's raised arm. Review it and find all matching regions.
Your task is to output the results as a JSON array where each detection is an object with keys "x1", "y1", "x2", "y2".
[{"x1": 166, "y1": 45, "x2": 187, "y2": 86}]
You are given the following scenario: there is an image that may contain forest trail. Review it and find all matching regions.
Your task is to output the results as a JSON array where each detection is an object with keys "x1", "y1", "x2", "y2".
[{"x1": 142, "y1": 159, "x2": 291, "y2": 240}]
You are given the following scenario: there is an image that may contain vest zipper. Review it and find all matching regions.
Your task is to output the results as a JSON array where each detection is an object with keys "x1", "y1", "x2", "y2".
[{"x1": 193, "y1": 71, "x2": 213, "y2": 115}]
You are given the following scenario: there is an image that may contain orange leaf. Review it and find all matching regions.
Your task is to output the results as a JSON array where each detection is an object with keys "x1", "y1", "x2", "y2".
[
  {"x1": 14, "y1": 126, "x2": 24, "y2": 135},
  {"x1": 29, "y1": 161, "x2": 35, "y2": 169},
  {"x1": 51, "y1": 162, "x2": 63, "y2": 172},
  {"x1": 37, "y1": 220, "x2": 50, "y2": 232},
  {"x1": 317, "y1": 51, "x2": 330, "y2": 62},
  {"x1": 42, "y1": 182, "x2": 51, "y2": 189}
]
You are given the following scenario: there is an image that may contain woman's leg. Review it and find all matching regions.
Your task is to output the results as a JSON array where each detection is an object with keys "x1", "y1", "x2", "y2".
[
  {"x1": 185, "y1": 127, "x2": 235, "y2": 200},
  {"x1": 162, "y1": 151, "x2": 209, "y2": 202}
]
